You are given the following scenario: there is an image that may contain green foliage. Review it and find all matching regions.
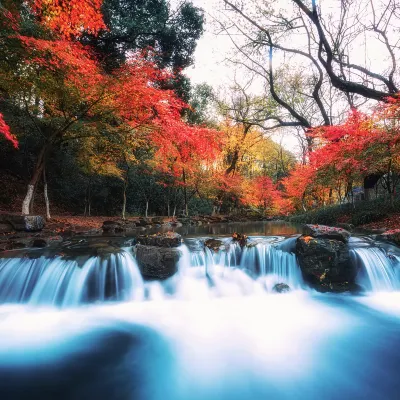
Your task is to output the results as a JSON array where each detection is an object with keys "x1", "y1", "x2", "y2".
[
  {"x1": 288, "y1": 198, "x2": 400, "y2": 226},
  {"x1": 350, "y1": 211, "x2": 386, "y2": 226}
]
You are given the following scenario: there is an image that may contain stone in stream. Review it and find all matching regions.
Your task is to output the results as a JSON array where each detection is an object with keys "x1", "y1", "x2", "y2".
[
  {"x1": 272, "y1": 283, "x2": 291, "y2": 293},
  {"x1": 302, "y1": 224, "x2": 350, "y2": 242},
  {"x1": 136, "y1": 232, "x2": 182, "y2": 248},
  {"x1": 0, "y1": 214, "x2": 45, "y2": 232},
  {"x1": 204, "y1": 238, "x2": 224, "y2": 252},
  {"x1": 377, "y1": 229, "x2": 400, "y2": 247},
  {"x1": 232, "y1": 232, "x2": 248, "y2": 247},
  {"x1": 135, "y1": 244, "x2": 181, "y2": 279},
  {"x1": 102, "y1": 220, "x2": 137, "y2": 233},
  {"x1": 295, "y1": 228, "x2": 358, "y2": 292}
]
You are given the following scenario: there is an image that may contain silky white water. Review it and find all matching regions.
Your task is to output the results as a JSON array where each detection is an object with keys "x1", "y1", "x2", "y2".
[{"x1": 0, "y1": 235, "x2": 400, "y2": 399}]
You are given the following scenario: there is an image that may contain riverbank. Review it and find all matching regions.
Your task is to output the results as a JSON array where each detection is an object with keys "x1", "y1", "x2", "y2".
[{"x1": 287, "y1": 198, "x2": 400, "y2": 231}]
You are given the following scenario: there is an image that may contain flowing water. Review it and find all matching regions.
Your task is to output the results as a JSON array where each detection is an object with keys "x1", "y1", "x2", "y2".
[{"x1": 0, "y1": 223, "x2": 399, "y2": 399}]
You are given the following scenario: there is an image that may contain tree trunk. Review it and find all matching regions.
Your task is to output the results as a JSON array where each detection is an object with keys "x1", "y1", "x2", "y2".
[
  {"x1": 22, "y1": 185, "x2": 35, "y2": 215},
  {"x1": 122, "y1": 188, "x2": 127, "y2": 220},
  {"x1": 43, "y1": 166, "x2": 51, "y2": 220},
  {"x1": 145, "y1": 200, "x2": 149, "y2": 218},
  {"x1": 22, "y1": 144, "x2": 47, "y2": 215},
  {"x1": 182, "y1": 168, "x2": 188, "y2": 216},
  {"x1": 167, "y1": 202, "x2": 170, "y2": 218}
]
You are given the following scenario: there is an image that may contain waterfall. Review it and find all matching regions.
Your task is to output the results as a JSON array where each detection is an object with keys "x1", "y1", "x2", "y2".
[
  {"x1": 240, "y1": 243, "x2": 303, "y2": 289},
  {"x1": 0, "y1": 250, "x2": 144, "y2": 306},
  {"x1": 352, "y1": 247, "x2": 400, "y2": 292},
  {"x1": 188, "y1": 239, "x2": 303, "y2": 290}
]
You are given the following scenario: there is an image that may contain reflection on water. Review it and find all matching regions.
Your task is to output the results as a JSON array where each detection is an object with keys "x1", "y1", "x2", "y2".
[{"x1": 166, "y1": 220, "x2": 301, "y2": 237}]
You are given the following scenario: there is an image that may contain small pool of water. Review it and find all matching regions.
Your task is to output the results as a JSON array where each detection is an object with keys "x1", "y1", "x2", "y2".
[{"x1": 157, "y1": 220, "x2": 301, "y2": 237}]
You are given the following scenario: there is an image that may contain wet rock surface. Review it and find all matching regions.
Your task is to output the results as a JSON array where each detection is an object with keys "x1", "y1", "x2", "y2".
[
  {"x1": 232, "y1": 232, "x2": 248, "y2": 247},
  {"x1": 204, "y1": 239, "x2": 224, "y2": 252},
  {"x1": 272, "y1": 283, "x2": 291, "y2": 293},
  {"x1": 0, "y1": 214, "x2": 45, "y2": 232},
  {"x1": 296, "y1": 233, "x2": 358, "y2": 292},
  {"x1": 136, "y1": 232, "x2": 182, "y2": 248},
  {"x1": 377, "y1": 229, "x2": 400, "y2": 247},
  {"x1": 302, "y1": 224, "x2": 350, "y2": 242},
  {"x1": 135, "y1": 244, "x2": 181, "y2": 279}
]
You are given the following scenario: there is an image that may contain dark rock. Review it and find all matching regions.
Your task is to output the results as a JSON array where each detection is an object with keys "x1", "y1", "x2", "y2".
[
  {"x1": 0, "y1": 215, "x2": 45, "y2": 232},
  {"x1": 102, "y1": 220, "x2": 137, "y2": 234},
  {"x1": 336, "y1": 223, "x2": 355, "y2": 232},
  {"x1": 296, "y1": 235, "x2": 357, "y2": 292},
  {"x1": 135, "y1": 244, "x2": 181, "y2": 279},
  {"x1": 31, "y1": 238, "x2": 47, "y2": 248},
  {"x1": 102, "y1": 221, "x2": 123, "y2": 233},
  {"x1": 204, "y1": 238, "x2": 223, "y2": 252},
  {"x1": 377, "y1": 229, "x2": 400, "y2": 246},
  {"x1": 137, "y1": 232, "x2": 182, "y2": 248},
  {"x1": 302, "y1": 224, "x2": 350, "y2": 243},
  {"x1": 232, "y1": 232, "x2": 247, "y2": 247},
  {"x1": 0, "y1": 222, "x2": 13, "y2": 233},
  {"x1": 46, "y1": 235, "x2": 63, "y2": 247},
  {"x1": 272, "y1": 283, "x2": 291, "y2": 293}
]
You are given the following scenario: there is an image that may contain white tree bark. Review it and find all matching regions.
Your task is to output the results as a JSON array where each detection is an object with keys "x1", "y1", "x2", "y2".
[
  {"x1": 44, "y1": 183, "x2": 51, "y2": 220},
  {"x1": 22, "y1": 185, "x2": 34, "y2": 215}
]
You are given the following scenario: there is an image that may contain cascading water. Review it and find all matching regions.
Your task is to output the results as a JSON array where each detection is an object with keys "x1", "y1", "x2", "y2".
[
  {"x1": 351, "y1": 244, "x2": 400, "y2": 292},
  {"x1": 0, "y1": 250, "x2": 144, "y2": 306},
  {"x1": 1, "y1": 229, "x2": 400, "y2": 399}
]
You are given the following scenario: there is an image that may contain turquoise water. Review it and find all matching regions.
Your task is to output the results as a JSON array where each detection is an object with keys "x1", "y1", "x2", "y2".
[{"x1": 0, "y1": 230, "x2": 399, "y2": 399}]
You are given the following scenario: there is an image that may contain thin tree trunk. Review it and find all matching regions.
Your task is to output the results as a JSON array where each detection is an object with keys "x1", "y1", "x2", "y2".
[
  {"x1": 145, "y1": 200, "x2": 149, "y2": 218},
  {"x1": 22, "y1": 144, "x2": 47, "y2": 215},
  {"x1": 182, "y1": 168, "x2": 188, "y2": 216},
  {"x1": 43, "y1": 166, "x2": 51, "y2": 220}
]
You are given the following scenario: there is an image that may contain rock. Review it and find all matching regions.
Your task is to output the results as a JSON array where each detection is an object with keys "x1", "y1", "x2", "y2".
[
  {"x1": 296, "y1": 235, "x2": 357, "y2": 292},
  {"x1": 0, "y1": 222, "x2": 13, "y2": 233},
  {"x1": 135, "y1": 244, "x2": 181, "y2": 279},
  {"x1": 102, "y1": 220, "x2": 123, "y2": 233},
  {"x1": 232, "y1": 232, "x2": 247, "y2": 247},
  {"x1": 272, "y1": 283, "x2": 291, "y2": 293},
  {"x1": 378, "y1": 229, "x2": 400, "y2": 246},
  {"x1": 31, "y1": 238, "x2": 47, "y2": 248},
  {"x1": 46, "y1": 235, "x2": 63, "y2": 247},
  {"x1": 102, "y1": 220, "x2": 137, "y2": 234},
  {"x1": 0, "y1": 215, "x2": 45, "y2": 232},
  {"x1": 336, "y1": 223, "x2": 355, "y2": 232},
  {"x1": 302, "y1": 224, "x2": 350, "y2": 243},
  {"x1": 204, "y1": 238, "x2": 223, "y2": 252},
  {"x1": 137, "y1": 232, "x2": 182, "y2": 248}
]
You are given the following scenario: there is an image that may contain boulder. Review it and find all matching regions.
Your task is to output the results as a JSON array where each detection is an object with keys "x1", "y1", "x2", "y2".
[
  {"x1": 377, "y1": 229, "x2": 400, "y2": 247},
  {"x1": 302, "y1": 224, "x2": 350, "y2": 243},
  {"x1": 272, "y1": 283, "x2": 291, "y2": 293},
  {"x1": 232, "y1": 232, "x2": 248, "y2": 247},
  {"x1": 102, "y1": 220, "x2": 123, "y2": 233},
  {"x1": 102, "y1": 220, "x2": 137, "y2": 234},
  {"x1": 137, "y1": 232, "x2": 182, "y2": 248},
  {"x1": 135, "y1": 244, "x2": 181, "y2": 279},
  {"x1": 335, "y1": 223, "x2": 355, "y2": 232},
  {"x1": 0, "y1": 222, "x2": 13, "y2": 233},
  {"x1": 204, "y1": 238, "x2": 224, "y2": 252},
  {"x1": 0, "y1": 215, "x2": 45, "y2": 232},
  {"x1": 296, "y1": 235, "x2": 357, "y2": 292}
]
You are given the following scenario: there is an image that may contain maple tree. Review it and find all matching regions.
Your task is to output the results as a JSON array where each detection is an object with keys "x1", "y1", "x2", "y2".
[{"x1": 31, "y1": 0, "x2": 105, "y2": 38}]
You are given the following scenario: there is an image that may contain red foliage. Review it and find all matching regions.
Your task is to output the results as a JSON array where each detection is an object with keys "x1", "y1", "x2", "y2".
[
  {"x1": 0, "y1": 113, "x2": 18, "y2": 148},
  {"x1": 30, "y1": 0, "x2": 106, "y2": 38}
]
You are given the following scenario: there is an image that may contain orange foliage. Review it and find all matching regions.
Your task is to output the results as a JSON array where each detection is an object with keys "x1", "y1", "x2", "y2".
[{"x1": 31, "y1": 0, "x2": 105, "y2": 38}]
